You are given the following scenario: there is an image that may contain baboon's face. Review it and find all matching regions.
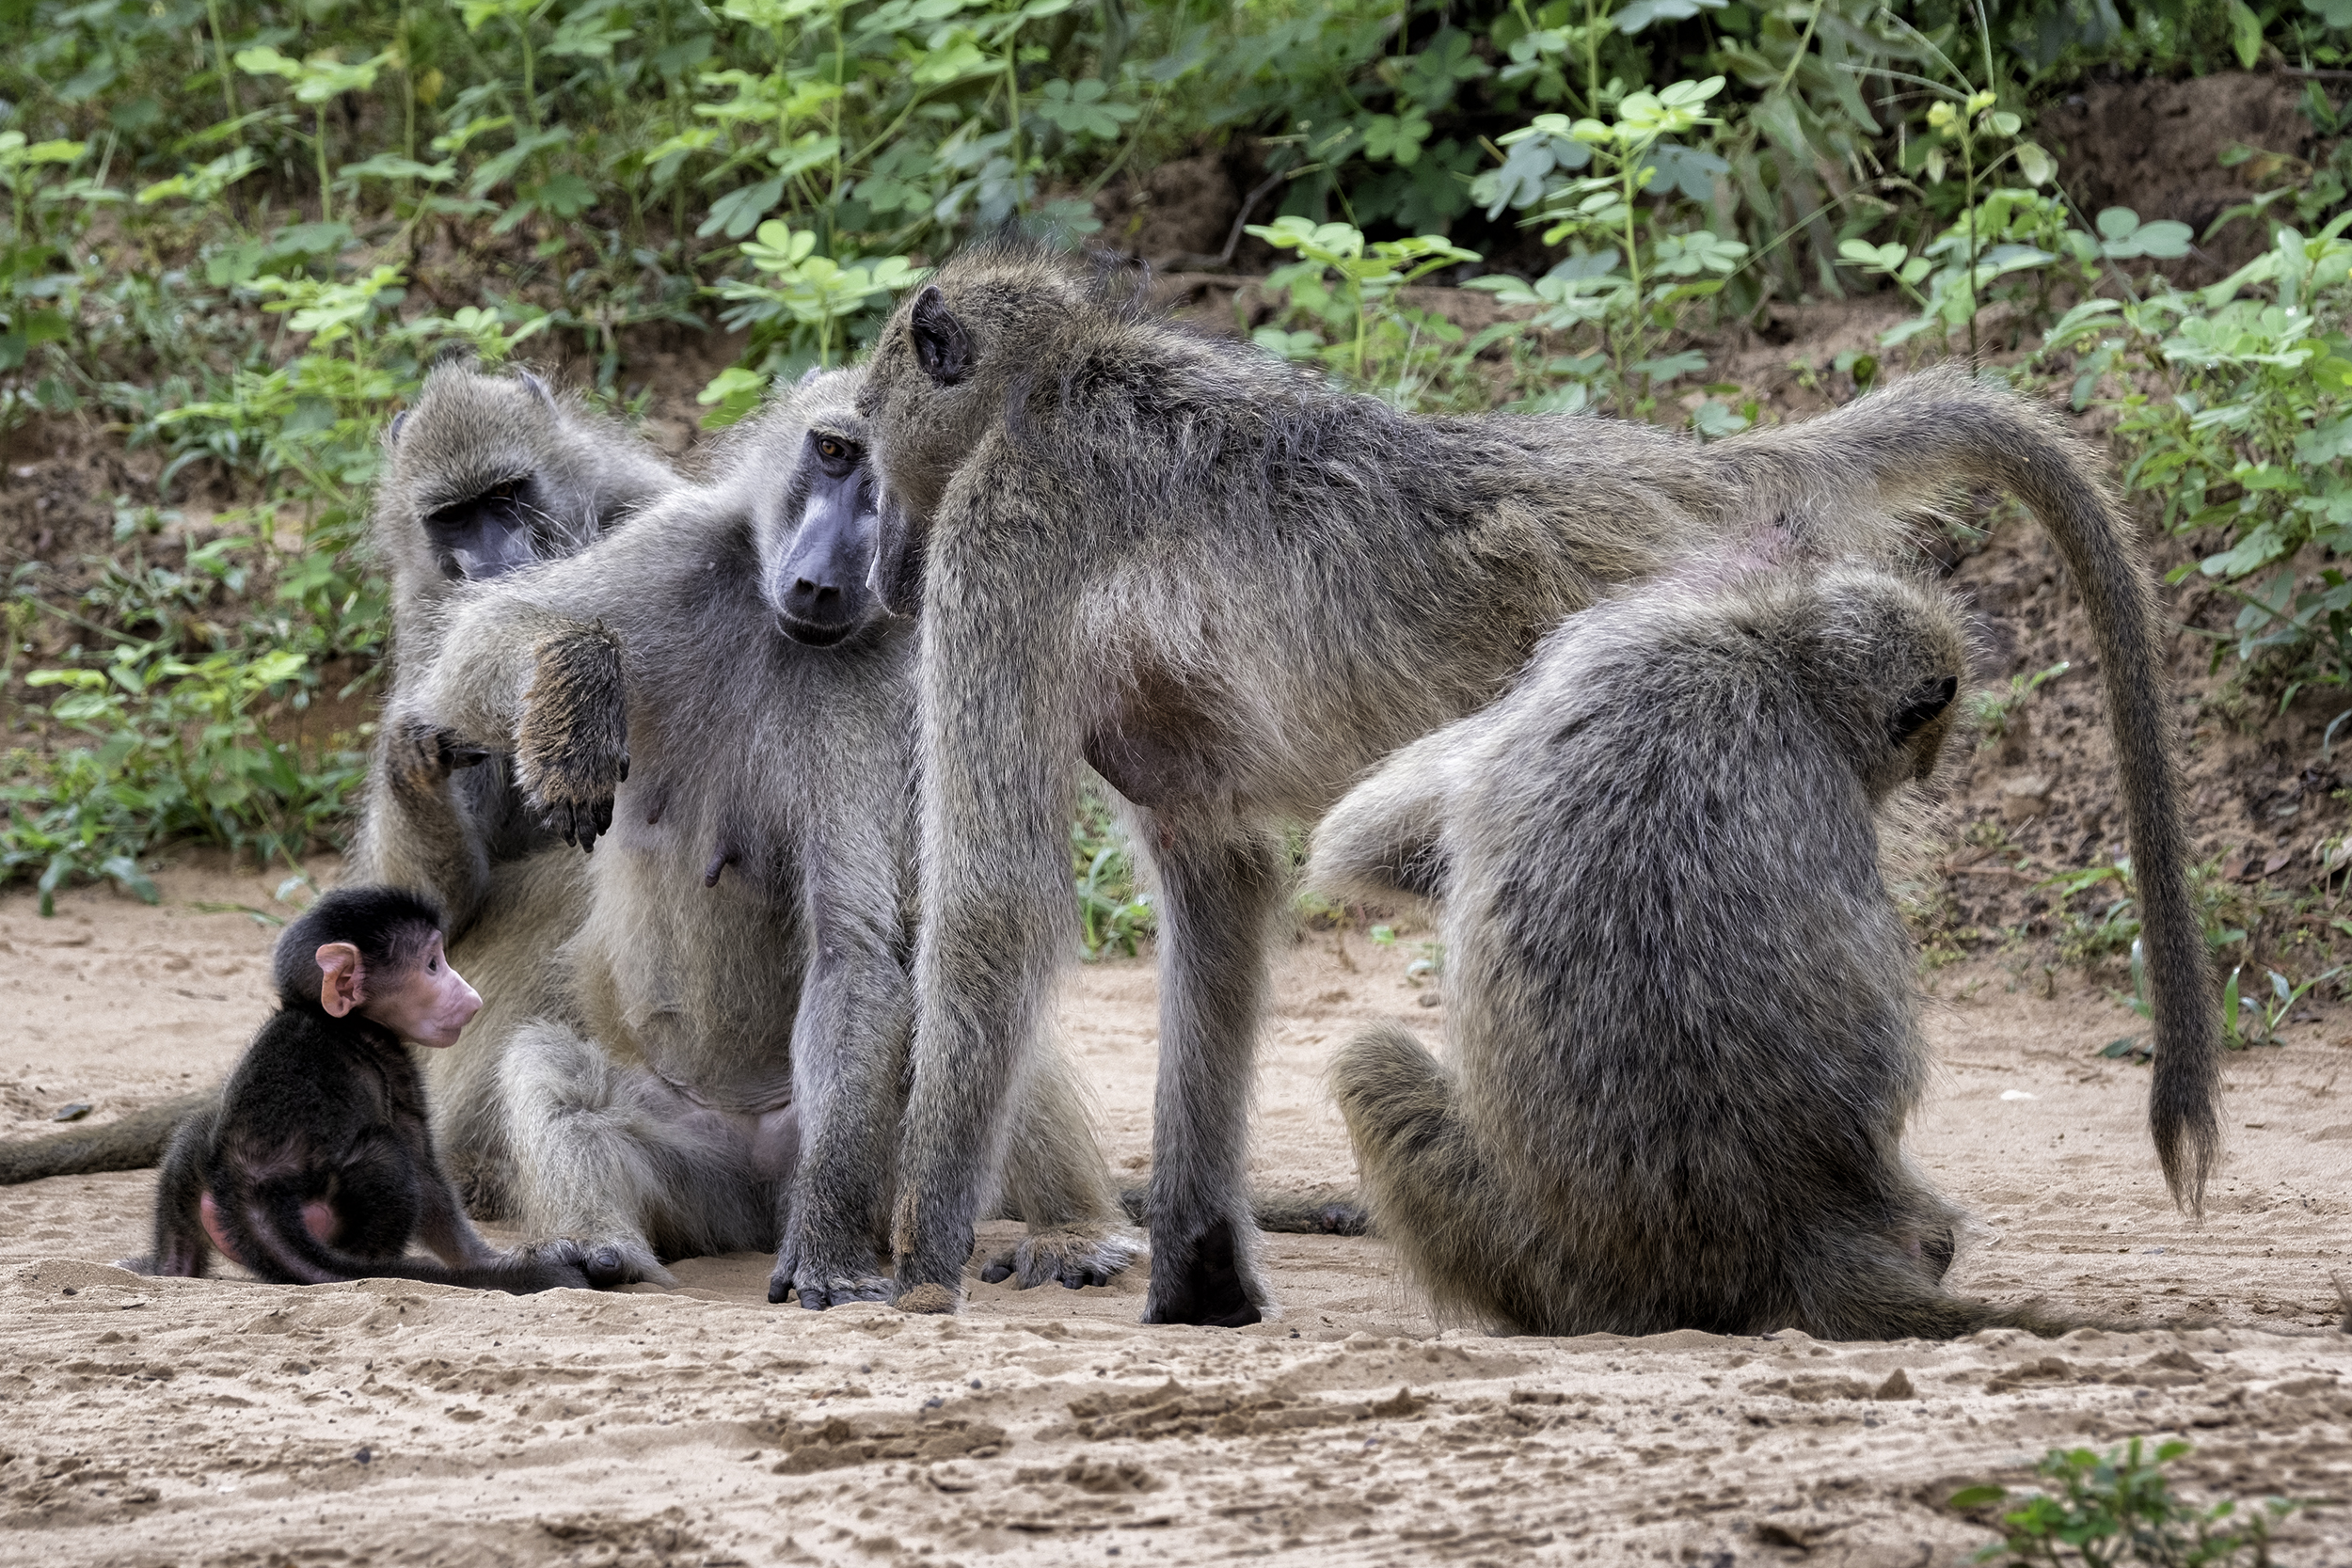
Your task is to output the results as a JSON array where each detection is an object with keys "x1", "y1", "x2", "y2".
[
  {"x1": 392, "y1": 370, "x2": 565, "y2": 581},
  {"x1": 759, "y1": 414, "x2": 887, "y2": 647}
]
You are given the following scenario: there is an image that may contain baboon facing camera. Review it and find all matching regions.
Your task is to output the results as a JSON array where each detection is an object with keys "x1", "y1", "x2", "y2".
[
  {"x1": 394, "y1": 369, "x2": 1141, "y2": 1303},
  {"x1": 1310, "y1": 556, "x2": 2072, "y2": 1339},
  {"x1": 853, "y1": 236, "x2": 2217, "y2": 1327}
]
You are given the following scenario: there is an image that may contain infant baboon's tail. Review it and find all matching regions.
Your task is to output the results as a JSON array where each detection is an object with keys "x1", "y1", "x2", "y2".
[
  {"x1": 0, "y1": 1090, "x2": 213, "y2": 1184},
  {"x1": 1717, "y1": 370, "x2": 2223, "y2": 1217},
  {"x1": 1119, "y1": 1182, "x2": 1369, "y2": 1235}
]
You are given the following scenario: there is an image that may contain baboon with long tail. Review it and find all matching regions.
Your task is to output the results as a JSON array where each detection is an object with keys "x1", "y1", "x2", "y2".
[
  {"x1": 1310, "y1": 555, "x2": 2072, "y2": 1338},
  {"x1": 851, "y1": 236, "x2": 2217, "y2": 1326},
  {"x1": 392, "y1": 370, "x2": 1142, "y2": 1301}
]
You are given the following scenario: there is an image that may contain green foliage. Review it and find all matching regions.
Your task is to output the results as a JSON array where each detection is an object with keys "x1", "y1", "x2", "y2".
[
  {"x1": 1951, "y1": 1437, "x2": 2301, "y2": 1566},
  {"x1": 1248, "y1": 217, "x2": 1479, "y2": 381},
  {"x1": 1972, "y1": 658, "x2": 2070, "y2": 744},
  {"x1": 1071, "y1": 784, "x2": 1152, "y2": 958},
  {"x1": 2046, "y1": 214, "x2": 2352, "y2": 725},
  {"x1": 8, "y1": 641, "x2": 364, "y2": 916}
]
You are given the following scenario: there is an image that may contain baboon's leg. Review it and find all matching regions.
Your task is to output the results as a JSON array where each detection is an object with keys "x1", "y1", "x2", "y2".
[
  {"x1": 1137, "y1": 824, "x2": 1288, "y2": 1327},
  {"x1": 982, "y1": 1045, "x2": 1146, "y2": 1290},
  {"x1": 1305, "y1": 730, "x2": 1463, "y2": 907},
  {"x1": 135, "y1": 1109, "x2": 220, "y2": 1278},
  {"x1": 499, "y1": 1020, "x2": 767, "y2": 1288},
  {"x1": 770, "y1": 860, "x2": 910, "y2": 1308},
  {"x1": 346, "y1": 718, "x2": 496, "y2": 935},
  {"x1": 1330, "y1": 1022, "x2": 1534, "y2": 1331}
]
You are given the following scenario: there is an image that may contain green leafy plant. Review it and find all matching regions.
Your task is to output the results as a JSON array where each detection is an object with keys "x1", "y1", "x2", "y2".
[
  {"x1": 1071, "y1": 784, "x2": 1152, "y2": 958},
  {"x1": 1972, "y1": 658, "x2": 2070, "y2": 747},
  {"x1": 1950, "y1": 1437, "x2": 2301, "y2": 1566},
  {"x1": 1248, "y1": 217, "x2": 1480, "y2": 382}
]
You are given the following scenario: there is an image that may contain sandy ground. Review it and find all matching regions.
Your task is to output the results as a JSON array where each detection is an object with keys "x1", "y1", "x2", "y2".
[{"x1": 2, "y1": 854, "x2": 2348, "y2": 1566}]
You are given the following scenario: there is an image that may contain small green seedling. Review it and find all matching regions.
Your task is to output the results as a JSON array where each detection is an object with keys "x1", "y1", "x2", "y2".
[{"x1": 1950, "y1": 1436, "x2": 2301, "y2": 1567}]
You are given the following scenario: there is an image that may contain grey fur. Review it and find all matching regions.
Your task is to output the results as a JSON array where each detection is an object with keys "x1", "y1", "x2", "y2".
[
  {"x1": 392, "y1": 370, "x2": 1141, "y2": 1300},
  {"x1": 852, "y1": 236, "x2": 2217, "y2": 1326},
  {"x1": 1310, "y1": 559, "x2": 2074, "y2": 1338}
]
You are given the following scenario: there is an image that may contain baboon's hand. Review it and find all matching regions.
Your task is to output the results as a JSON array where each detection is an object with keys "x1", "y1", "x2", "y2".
[
  {"x1": 515, "y1": 622, "x2": 630, "y2": 853},
  {"x1": 389, "y1": 716, "x2": 490, "y2": 795},
  {"x1": 978, "y1": 1226, "x2": 1145, "y2": 1291}
]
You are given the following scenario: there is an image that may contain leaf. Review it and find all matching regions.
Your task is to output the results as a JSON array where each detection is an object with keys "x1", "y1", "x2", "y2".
[
  {"x1": 2311, "y1": 0, "x2": 2352, "y2": 26},
  {"x1": 1948, "y1": 1486, "x2": 2007, "y2": 1509},
  {"x1": 2227, "y1": 0, "x2": 2265, "y2": 67},
  {"x1": 2298, "y1": 416, "x2": 2352, "y2": 465},
  {"x1": 1612, "y1": 0, "x2": 1725, "y2": 32},
  {"x1": 2014, "y1": 143, "x2": 2055, "y2": 186}
]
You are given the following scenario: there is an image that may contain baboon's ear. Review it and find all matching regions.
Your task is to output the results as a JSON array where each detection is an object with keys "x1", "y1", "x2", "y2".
[
  {"x1": 797, "y1": 365, "x2": 824, "y2": 388},
  {"x1": 909, "y1": 285, "x2": 974, "y2": 386},
  {"x1": 386, "y1": 410, "x2": 409, "y2": 446},
  {"x1": 1889, "y1": 674, "x2": 1959, "y2": 743},
  {"x1": 516, "y1": 369, "x2": 556, "y2": 407}
]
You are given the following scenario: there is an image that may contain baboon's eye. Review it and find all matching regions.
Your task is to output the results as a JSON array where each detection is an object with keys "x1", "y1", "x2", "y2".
[{"x1": 814, "y1": 435, "x2": 859, "y2": 471}]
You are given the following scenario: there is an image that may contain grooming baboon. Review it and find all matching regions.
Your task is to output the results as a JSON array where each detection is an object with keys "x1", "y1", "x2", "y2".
[
  {"x1": 853, "y1": 236, "x2": 2217, "y2": 1326},
  {"x1": 0, "y1": 361, "x2": 678, "y2": 1192},
  {"x1": 356, "y1": 355, "x2": 681, "y2": 931},
  {"x1": 393, "y1": 369, "x2": 1141, "y2": 1302},
  {"x1": 133, "y1": 886, "x2": 590, "y2": 1293},
  {"x1": 1310, "y1": 557, "x2": 2073, "y2": 1338}
]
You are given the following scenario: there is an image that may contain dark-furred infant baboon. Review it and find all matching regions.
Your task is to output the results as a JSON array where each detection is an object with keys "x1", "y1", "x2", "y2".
[
  {"x1": 853, "y1": 236, "x2": 2217, "y2": 1327},
  {"x1": 135, "y1": 886, "x2": 590, "y2": 1293},
  {"x1": 1310, "y1": 558, "x2": 2069, "y2": 1338},
  {"x1": 392, "y1": 369, "x2": 1141, "y2": 1304},
  {"x1": 0, "y1": 360, "x2": 678, "y2": 1194}
]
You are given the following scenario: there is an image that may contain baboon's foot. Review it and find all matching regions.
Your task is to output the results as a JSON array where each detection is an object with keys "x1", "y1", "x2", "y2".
[
  {"x1": 516, "y1": 621, "x2": 629, "y2": 851},
  {"x1": 516, "y1": 1235, "x2": 670, "y2": 1289},
  {"x1": 388, "y1": 715, "x2": 489, "y2": 797},
  {"x1": 1142, "y1": 1215, "x2": 1268, "y2": 1328},
  {"x1": 768, "y1": 1244, "x2": 893, "y2": 1308},
  {"x1": 979, "y1": 1225, "x2": 1146, "y2": 1290},
  {"x1": 894, "y1": 1283, "x2": 960, "y2": 1314}
]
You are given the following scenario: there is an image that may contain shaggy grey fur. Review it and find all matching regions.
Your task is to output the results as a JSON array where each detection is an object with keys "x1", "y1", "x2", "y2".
[
  {"x1": 1310, "y1": 557, "x2": 2074, "y2": 1338},
  {"x1": 391, "y1": 370, "x2": 1141, "y2": 1300}
]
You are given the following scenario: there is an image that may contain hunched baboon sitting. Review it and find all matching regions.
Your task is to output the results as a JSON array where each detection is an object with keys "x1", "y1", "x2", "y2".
[
  {"x1": 393, "y1": 369, "x2": 1142, "y2": 1302},
  {"x1": 1309, "y1": 555, "x2": 2080, "y2": 1338},
  {"x1": 851, "y1": 235, "x2": 2217, "y2": 1327},
  {"x1": 0, "y1": 359, "x2": 676, "y2": 1194}
]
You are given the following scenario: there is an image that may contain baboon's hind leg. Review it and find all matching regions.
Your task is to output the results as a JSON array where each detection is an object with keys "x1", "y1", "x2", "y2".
[
  {"x1": 1333, "y1": 1022, "x2": 1539, "y2": 1333},
  {"x1": 981, "y1": 1041, "x2": 1145, "y2": 1290},
  {"x1": 1138, "y1": 825, "x2": 1286, "y2": 1327},
  {"x1": 501, "y1": 1020, "x2": 769, "y2": 1288}
]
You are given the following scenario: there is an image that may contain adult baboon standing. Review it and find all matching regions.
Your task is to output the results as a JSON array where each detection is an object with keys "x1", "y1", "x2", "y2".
[{"x1": 853, "y1": 238, "x2": 2216, "y2": 1327}]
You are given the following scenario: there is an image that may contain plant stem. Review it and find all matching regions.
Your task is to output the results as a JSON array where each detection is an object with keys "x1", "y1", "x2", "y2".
[
  {"x1": 316, "y1": 104, "x2": 333, "y2": 223},
  {"x1": 1963, "y1": 135, "x2": 1978, "y2": 365},
  {"x1": 205, "y1": 0, "x2": 242, "y2": 135},
  {"x1": 1584, "y1": 0, "x2": 1601, "y2": 116},
  {"x1": 1005, "y1": 29, "x2": 1024, "y2": 213}
]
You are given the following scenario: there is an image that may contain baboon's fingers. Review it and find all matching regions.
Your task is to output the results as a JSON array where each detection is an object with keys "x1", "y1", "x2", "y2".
[
  {"x1": 791, "y1": 1274, "x2": 894, "y2": 1309},
  {"x1": 978, "y1": 1251, "x2": 1016, "y2": 1285},
  {"x1": 581, "y1": 1244, "x2": 629, "y2": 1288}
]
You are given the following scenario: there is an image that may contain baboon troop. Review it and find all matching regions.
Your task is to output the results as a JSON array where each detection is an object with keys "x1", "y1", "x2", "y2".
[
  {"x1": 851, "y1": 235, "x2": 2213, "y2": 1329},
  {"x1": 11, "y1": 242, "x2": 2242, "y2": 1342}
]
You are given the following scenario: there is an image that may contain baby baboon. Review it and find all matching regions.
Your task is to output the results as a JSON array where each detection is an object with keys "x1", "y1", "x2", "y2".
[
  {"x1": 1311, "y1": 556, "x2": 2070, "y2": 1338},
  {"x1": 135, "y1": 886, "x2": 590, "y2": 1293},
  {"x1": 0, "y1": 361, "x2": 677, "y2": 1194},
  {"x1": 393, "y1": 370, "x2": 1140, "y2": 1302},
  {"x1": 853, "y1": 236, "x2": 2217, "y2": 1326}
]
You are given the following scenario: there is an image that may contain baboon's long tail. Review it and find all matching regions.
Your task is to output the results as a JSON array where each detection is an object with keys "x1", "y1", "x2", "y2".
[
  {"x1": 1716, "y1": 369, "x2": 2222, "y2": 1217},
  {"x1": 1119, "y1": 1181, "x2": 1369, "y2": 1235},
  {"x1": 0, "y1": 1091, "x2": 212, "y2": 1184}
]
